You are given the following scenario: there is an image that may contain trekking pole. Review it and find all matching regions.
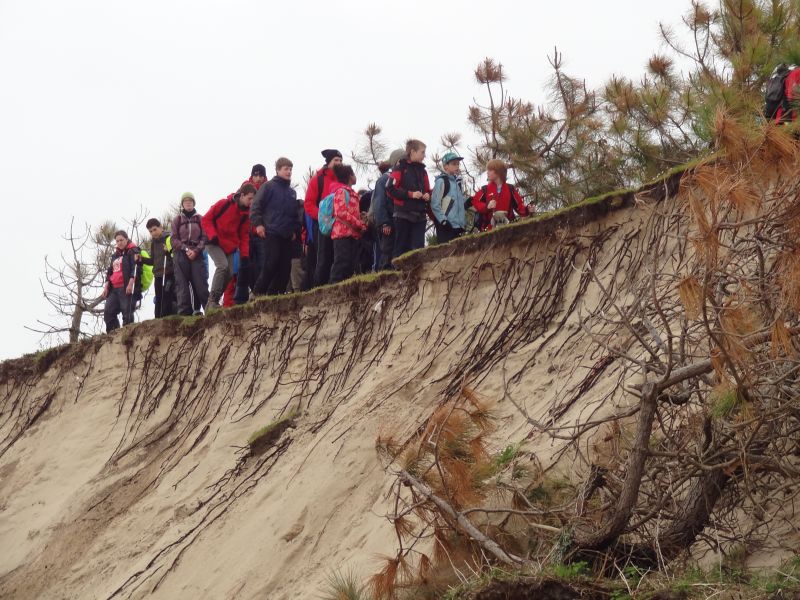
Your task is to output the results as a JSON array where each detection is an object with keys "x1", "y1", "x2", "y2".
[
  {"x1": 160, "y1": 255, "x2": 167, "y2": 317},
  {"x1": 129, "y1": 262, "x2": 139, "y2": 324}
]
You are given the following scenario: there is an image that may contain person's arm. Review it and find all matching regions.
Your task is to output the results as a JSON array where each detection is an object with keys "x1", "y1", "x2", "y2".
[
  {"x1": 171, "y1": 218, "x2": 184, "y2": 252},
  {"x1": 239, "y1": 213, "x2": 250, "y2": 257},
  {"x1": 386, "y1": 168, "x2": 410, "y2": 201},
  {"x1": 304, "y1": 174, "x2": 320, "y2": 220},
  {"x1": 471, "y1": 188, "x2": 489, "y2": 213},
  {"x1": 334, "y1": 189, "x2": 363, "y2": 231},
  {"x1": 511, "y1": 186, "x2": 529, "y2": 217},
  {"x1": 422, "y1": 171, "x2": 432, "y2": 201},
  {"x1": 195, "y1": 214, "x2": 206, "y2": 252},
  {"x1": 250, "y1": 188, "x2": 265, "y2": 229},
  {"x1": 201, "y1": 202, "x2": 220, "y2": 244},
  {"x1": 430, "y1": 177, "x2": 446, "y2": 223}
]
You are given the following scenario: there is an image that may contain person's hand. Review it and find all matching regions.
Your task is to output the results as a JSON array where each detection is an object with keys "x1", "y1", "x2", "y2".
[
  {"x1": 441, "y1": 220, "x2": 449, "y2": 229},
  {"x1": 381, "y1": 225, "x2": 392, "y2": 236},
  {"x1": 186, "y1": 249, "x2": 197, "y2": 260},
  {"x1": 256, "y1": 225, "x2": 266, "y2": 238},
  {"x1": 487, "y1": 200, "x2": 496, "y2": 210},
  {"x1": 125, "y1": 280, "x2": 134, "y2": 296},
  {"x1": 412, "y1": 191, "x2": 423, "y2": 199},
  {"x1": 422, "y1": 193, "x2": 430, "y2": 202}
]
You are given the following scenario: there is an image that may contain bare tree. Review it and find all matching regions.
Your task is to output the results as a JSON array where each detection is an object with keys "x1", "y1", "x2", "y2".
[{"x1": 30, "y1": 209, "x2": 149, "y2": 345}]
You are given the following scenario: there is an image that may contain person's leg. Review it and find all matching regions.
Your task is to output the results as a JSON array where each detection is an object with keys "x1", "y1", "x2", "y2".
[
  {"x1": 253, "y1": 235, "x2": 281, "y2": 295},
  {"x1": 436, "y1": 223, "x2": 459, "y2": 244},
  {"x1": 190, "y1": 258, "x2": 209, "y2": 310},
  {"x1": 222, "y1": 276, "x2": 236, "y2": 307},
  {"x1": 303, "y1": 222, "x2": 318, "y2": 290},
  {"x1": 267, "y1": 237, "x2": 293, "y2": 295},
  {"x1": 379, "y1": 230, "x2": 394, "y2": 270},
  {"x1": 174, "y1": 254, "x2": 192, "y2": 315},
  {"x1": 154, "y1": 277, "x2": 164, "y2": 319},
  {"x1": 120, "y1": 289, "x2": 135, "y2": 326},
  {"x1": 104, "y1": 287, "x2": 121, "y2": 332},
  {"x1": 290, "y1": 257, "x2": 304, "y2": 293},
  {"x1": 393, "y1": 218, "x2": 411, "y2": 259},
  {"x1": 330, "y1": 237, "x2": 355, "y2": 284},
  {"x1": 163, "y1": 275, "x2": 177, "y2": 316},
  {"x1": 411, "y1": 220, "x2": 427, "y2": 251},
  {"x1": 314, "y1": 232, "x2": 334, "y2": 286},
  {"x1": 206, "y1": 245, "x2": 230, "y2": 304}
]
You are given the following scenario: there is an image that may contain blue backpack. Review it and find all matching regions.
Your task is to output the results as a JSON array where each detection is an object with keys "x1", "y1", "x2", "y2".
[{"x1": 318, "y1": 189, "x2": 351, "y2": 236}]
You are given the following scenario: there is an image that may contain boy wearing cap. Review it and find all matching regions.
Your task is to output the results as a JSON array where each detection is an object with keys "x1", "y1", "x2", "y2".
[
  {"x1": 471, "y1": 159, "x2": 529, "y2": 230},
  {"x1": 305, "y1": 149, "x2": 342, "y2": 287},
  {"x1": 431, "y1": 151, "x2": 468, "y2": 244},
  {"x1": 171, "y1": 192, "x2": 209, "y2": 315}
]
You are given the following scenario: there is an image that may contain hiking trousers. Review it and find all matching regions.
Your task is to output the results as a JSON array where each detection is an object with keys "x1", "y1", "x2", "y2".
[
  {"x1": 174, "y1": 251, "x2": 209, "y2": 315},
  {"x1": 207, "y1": 244, "x2": 234, "y2": 302},
  {"x1": 253, "y1": 234, "x2": 293, "y2": 296},
  {"x1": 104, "y1": 287, "x2": 136, "y2": 332},
  {"x1": 314, "y1": 229, "x2": 334, "y2": 286},
  {"x1": 393, "y1": 218, "x2": 426, "y2": 260},
  {"x1": 154, "y1": 275, "x2": 176, "y2": 318},
  {"x1": 330, "y1": 237, "x2": 359, "y2": 284}
]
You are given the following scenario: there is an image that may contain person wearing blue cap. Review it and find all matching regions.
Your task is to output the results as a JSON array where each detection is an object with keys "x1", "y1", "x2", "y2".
[{"x1": 431, "y1": 151, "x2": 468, "y2": 244}]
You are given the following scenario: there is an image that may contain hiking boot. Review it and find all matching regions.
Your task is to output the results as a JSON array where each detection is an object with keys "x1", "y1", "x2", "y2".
[
  {"x1": 192, "y1": 310, "x2": 203, "y2": 316},
  {"x1": 205, "y1": 300, "x2": 221, "y2": 312}
]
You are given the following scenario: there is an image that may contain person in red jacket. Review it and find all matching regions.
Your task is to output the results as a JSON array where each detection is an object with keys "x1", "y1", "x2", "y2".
[
  {"x1": 231, "y1": 163, "x2": 269, "y2": 305},
  {"x1": 471, "y1": 159, "x2": 529, "y2": 230},
  {"x1": 329, "y1": 164, "x2": 367, "y2": 284},
  {"x1": 304, "y1": 148, "x2": 342, "y2": 287},
  {"x1": 201, "y1": 183, "x2": 255, "y2": 311}
]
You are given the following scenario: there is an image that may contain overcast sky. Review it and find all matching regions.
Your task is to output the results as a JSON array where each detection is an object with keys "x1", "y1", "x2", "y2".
[{"x1": 0, "y1": 0, "x2": 692, "y2": 360}]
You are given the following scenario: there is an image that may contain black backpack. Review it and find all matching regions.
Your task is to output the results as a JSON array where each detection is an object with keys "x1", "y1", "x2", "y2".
[{"x1": 765, "y1": 63, "x2": 794, "y2": 120}]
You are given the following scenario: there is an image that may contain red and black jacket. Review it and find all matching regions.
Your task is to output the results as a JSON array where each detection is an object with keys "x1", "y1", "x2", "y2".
[
  {"x1": 303, "y1": 167, "x2": 338, "y2": 221},
  {"x1": 471, "y1": 182, "x2": 529, "y2": 230},
  {"x1": 386, "y1": 159, "x2": 431, "y2": 217},
  {"x1": 201, "y1": 193, "x2": 250, "y2": 257}
]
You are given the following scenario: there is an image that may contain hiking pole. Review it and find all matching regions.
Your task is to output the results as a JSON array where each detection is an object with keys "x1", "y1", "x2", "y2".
[
  {"x1": 160, "y1": 255, "x2": 167, "y2": 317},
  {"x1": 129, "y1": 262, "x2": 139, "y2": 324}
]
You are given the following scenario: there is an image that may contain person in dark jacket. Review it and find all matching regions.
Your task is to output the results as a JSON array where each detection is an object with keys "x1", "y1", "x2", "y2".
[
  {"x1": 370, "y1": 148, "x2": 404, "y2": 270},
  {"x1": 102, "y1": 230, "x2": 142, "y2": 332},
  {"x1": 252, "y1": 157, "x2": 301, "y2": 296},
  {"x1": 143, "y1": 218, "x2": 176, "y2": 318},
  {"x1": 387, "y1": 139, "x2": 431, "y2": 260},
  {"x1": 202, "y1": 184, "x2": 254, "y2": 310},
  {"x1": 171, "y1": 192, "x2": 209, "y2": 316},
  {"x1": 304, "y1": 149, "x2": 342, "y2": 287}
]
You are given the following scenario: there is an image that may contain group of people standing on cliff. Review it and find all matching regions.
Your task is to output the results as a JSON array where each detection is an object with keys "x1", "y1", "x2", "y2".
[{"x1": 102, "y1": 140, "x2": 532, "y2": 333}]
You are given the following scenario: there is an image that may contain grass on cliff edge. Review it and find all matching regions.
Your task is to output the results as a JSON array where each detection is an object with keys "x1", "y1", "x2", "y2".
[{"x1": 438, "y1": 555, "x2": 800, "y2": 600}]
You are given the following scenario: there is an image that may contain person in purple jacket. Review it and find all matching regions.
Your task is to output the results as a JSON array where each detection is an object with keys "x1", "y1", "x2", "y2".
[{"x1": 171, "y1": 192, "x2": 209, "y2": 315}]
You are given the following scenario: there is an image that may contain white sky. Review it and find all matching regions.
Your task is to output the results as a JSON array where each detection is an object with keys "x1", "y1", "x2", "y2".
[{"x1": 0, "y1": 0, "x2": 692, "y2": 360}]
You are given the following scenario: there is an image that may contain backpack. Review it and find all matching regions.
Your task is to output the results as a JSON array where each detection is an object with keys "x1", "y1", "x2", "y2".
[
  {"x1": 139, "y1": 249, "x2": 154, "y2": 291},
  {"x1": 765, "y1": 64, "x2": 795, "y2": 120},
  {"x1": 434, "y1": 174, "x2": 453, "y2": 222},
  {"x1": 318, "y1": 189, "x2": 351, "y2": 236}
]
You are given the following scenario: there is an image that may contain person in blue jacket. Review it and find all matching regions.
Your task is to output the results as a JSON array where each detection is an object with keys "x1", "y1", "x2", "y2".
[
  {"x1": 251, "y1": 157, "x2": 301, "y2": 296},
  {"x1": 431, "y1": 151, "x2": 468, "y2": 244},
  {"x1": 371, "y1": 148, "x2": 404, "y2": 270}
]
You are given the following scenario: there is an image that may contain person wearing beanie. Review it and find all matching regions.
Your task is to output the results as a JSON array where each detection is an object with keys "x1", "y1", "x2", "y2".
[
  {"x1": 431, "y1": 151, "x2": 469, "y2": 244},
  {"x1": 201, "y1": 183, "x2": 255, "y2": 311},
  {"x1": 171, "y1": 193, "x2": 209, "y2": 315},
  {"x1": 386, "y1": 139, "x2": 431, "y2": 259},
  {"x1": 470, "y1": 159, "x2": 529, "y2": 231},
  {"x1": 329, "y1": 164, "x2": 367, "y2": 284},
  {"x1": 233, "y1": 163, "x2": 269, "y2": 305},
  {"x1": 370, "y1": 148, "x2": 404, "y2": 269},
  {"x1": 304, "y1": 148, "x2": 343, "y2": 287},
  {"x1": 251, "y1": 157, "x2": 302, "y2": 296}
]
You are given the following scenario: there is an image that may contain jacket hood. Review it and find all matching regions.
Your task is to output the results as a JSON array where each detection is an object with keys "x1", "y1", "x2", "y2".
[
  {"x1": 271, "y1": 175, "x2": 292, "y2": 186},
  {"x1": 181, "y1": 208, "x2": 197, "y2": 218}
]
